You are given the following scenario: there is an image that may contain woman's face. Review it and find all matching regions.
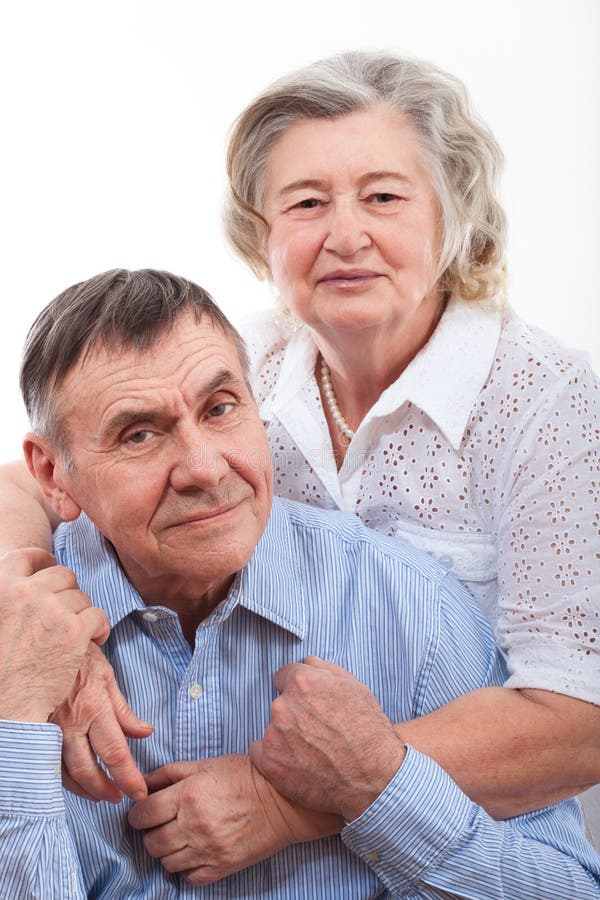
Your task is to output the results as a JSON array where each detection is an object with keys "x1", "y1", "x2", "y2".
[{"x1": 263, "y1": 106, "x2": 443, "y2": 342}]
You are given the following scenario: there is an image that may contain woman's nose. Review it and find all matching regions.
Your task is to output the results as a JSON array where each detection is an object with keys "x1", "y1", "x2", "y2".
[{"x1": 323, "y1": 202, "x2": 371, "y2": 257}]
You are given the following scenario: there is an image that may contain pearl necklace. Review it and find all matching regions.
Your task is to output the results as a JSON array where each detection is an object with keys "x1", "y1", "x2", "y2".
[{"x1": 320, "y1": 359, "x2": 355, "y2": 441}]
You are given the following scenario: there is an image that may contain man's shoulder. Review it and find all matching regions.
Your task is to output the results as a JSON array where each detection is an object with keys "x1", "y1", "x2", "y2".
[
  {"x1": 273, "y1": 497, "x2": 459, "y2": 587},
  {"x1": 268, "y1": 498, "x2": 495, "y2": 658}
]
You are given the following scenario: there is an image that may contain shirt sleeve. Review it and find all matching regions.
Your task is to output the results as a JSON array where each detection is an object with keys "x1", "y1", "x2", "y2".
[
  {"x1": 341, "y1": 576, "x2": 600, "y2": 897},
  {"x1": 0, "y1": 721, "x2": 86, "y2": 898},
  {"x1": 342, "y1": 746, "x2": 600, "y2": 898}
]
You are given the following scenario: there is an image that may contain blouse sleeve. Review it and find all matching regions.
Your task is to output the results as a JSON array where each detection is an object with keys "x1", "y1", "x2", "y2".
[{"x1": 494, "y1": 359, "x2": 600, "y2": 703}]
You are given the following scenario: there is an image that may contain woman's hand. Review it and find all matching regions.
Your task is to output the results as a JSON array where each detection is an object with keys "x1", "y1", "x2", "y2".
[{"x1": 51, "y1": 642, "x2": 154, "y2": 803}]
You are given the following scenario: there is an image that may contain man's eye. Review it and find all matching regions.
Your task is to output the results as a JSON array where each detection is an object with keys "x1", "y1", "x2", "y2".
[
  {"x1": 207, "y1": 402, "x2": 235, "y2": 418},
  {"x1": 125, "y1": 430, "x2": 153, "y2": 445}
]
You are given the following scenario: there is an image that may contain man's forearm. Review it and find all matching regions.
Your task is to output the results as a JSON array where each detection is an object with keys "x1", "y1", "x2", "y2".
[
  {"x1": 341, "y1": 745, "x2": 600, "y2": 899},
  {"x1": 395, "y1": 686, "x2": 600, "y2": 818},
  {"x1": 0, "y1": 722, "x2": 86, "y2": 898},
  {"x1": 0, "y1": 461, "x2": 56, "y2": 551}
]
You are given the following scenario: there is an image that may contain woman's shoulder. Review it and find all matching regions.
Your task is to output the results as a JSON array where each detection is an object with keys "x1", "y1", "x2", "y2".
[
  {"x1": 469, "y1": 305, "x2": 600, "y2": 459},
  {"x1": 236, "y1": 307, "x2": 302, "y2": 401},
  {"x1": 237, "y1": 308, "x2": 295, "y2": 364},
  {"x1": 497, "y1": 306, "x2": 598, "y2": 388}
]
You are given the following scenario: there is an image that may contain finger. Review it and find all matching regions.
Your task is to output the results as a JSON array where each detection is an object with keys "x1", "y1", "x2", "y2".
[
  {"x1": 106, "y1": 678, "x2": 154, "y2": 740},
  {"x1": 273, "y1": 662, "x2": 307, "y2": 693},
  {"x1": 60, "y1": 730, "x2": 123, "y2": 803},
  {"x1": 160, "y1": 846, "x2": 204, "y2": 874},
  {"x1": 142, "y1": 819, "x2": 185, "y2": 859},
  {"x1": 248, "y1": 739, "x2": 263, "y2": 772},
  {"x1": 185, "y1": 865, "x2": 225, "y2": 887},
  {"x1": 88, "y1": 718, "x2": 148, "y2": 801},
  {"x1": 78, "y1": 606, "x2": 111, "y2": 646},
  {"x1": 0, "y1": 547, "x2": 57, "y2": 576},
  {"x1": 145, "y1": 763, "x2": 197, "y2": 793},
  {"x1": 304, "y1": 655, "x2": 336, "y2": 669},
  {"x1": 38, "y1": 587, "x2": 93, "y2": 616},
  {"x1": 128, "y1": 786, "x2": 179, "y2": 831},
  {"x1": 31, "y1": 564, "x2": 81, "y2": 592},
  {"x1": 61, "y1": 768, "x2": 104, "y2": 803}
]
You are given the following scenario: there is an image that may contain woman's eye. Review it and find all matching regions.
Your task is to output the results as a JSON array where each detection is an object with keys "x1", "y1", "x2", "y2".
[
  {"x1": 207, "y1": 402, "x2": 235, "y2": 418},
  {"x1": 370, "y1": 192, "x2": 398, "y2": 204},
  {"x1": 295, "y1": 198, "x2": 321, "y2": 209}
]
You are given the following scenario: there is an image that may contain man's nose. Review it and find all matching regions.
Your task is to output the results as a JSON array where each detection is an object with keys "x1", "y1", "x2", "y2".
[
  {"x1": 169, "y1": 430, "x2": 230, "y2": 492},
  {"x1": 323, "y1": 202, "x2": 371, "y2": 257}
]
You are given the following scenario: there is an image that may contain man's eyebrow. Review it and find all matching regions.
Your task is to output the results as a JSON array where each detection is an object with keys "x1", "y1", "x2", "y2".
[
  {"x1": 201, "y1": 368, "x2": 245, "y2": 397},
  {"x1": 276, "y1": 171, "x2": 413, "y2": 199},
  {"x1": 101, "y1": 368, "x2": 244, "y2": 438}
]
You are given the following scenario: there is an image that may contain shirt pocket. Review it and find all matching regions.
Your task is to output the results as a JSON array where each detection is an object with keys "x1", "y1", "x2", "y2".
[{"x1": 394, "y1": 520, "x2": 499, "y2": 625}]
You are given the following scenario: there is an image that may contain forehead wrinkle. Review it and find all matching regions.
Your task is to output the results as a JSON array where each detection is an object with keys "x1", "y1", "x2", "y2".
[
  {"x1": 58, "y1": 318, "x2": 249, "y2": 446},
  {"x1": 99, "y1": 367, "x2": 245, "y2": 441}
]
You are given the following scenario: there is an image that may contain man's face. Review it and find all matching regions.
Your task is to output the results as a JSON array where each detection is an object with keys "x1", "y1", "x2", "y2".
[{"x1": 53, "y1": 312, "x2": 273, "y2": 606}]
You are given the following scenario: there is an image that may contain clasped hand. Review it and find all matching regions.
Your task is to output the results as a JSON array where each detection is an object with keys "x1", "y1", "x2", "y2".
[
  {"x1": 0, "y1": 548, "x2": 152, "y2": 802},
  {"x1": 128, "y1": 657, "x2": 405, "y2": 885}
]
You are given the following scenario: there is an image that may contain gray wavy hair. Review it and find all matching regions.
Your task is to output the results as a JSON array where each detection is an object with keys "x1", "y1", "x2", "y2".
[{"x1": 225, "y1": 51, "x2": 506, "y2": 301}]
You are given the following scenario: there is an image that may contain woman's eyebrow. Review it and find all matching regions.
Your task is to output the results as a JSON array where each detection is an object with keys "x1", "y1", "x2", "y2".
[
  {"x1": 357, "y1": 170, "x2": 413, "y2": 188},
  {"x1": 276, "y1": 171, "x2": 413, "y2": 199},
  {"x1": 276, "y1": 178, "x2": 328, "y2": 198}
]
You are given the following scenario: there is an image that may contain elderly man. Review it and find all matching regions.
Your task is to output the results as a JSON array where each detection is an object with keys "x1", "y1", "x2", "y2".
[{"x1": 0, "y1": 269, "x2": 598, "y2": 898}]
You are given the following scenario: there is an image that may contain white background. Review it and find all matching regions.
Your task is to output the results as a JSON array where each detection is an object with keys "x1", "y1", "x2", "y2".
[{"x1": 0, "y1": 0, "x2": 598, "y2": 460}]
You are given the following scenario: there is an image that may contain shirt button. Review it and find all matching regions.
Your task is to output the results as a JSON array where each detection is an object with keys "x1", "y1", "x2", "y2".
[
  {"x1": 189, "y1": 683, "x2": 203, "y2": 700},
  {"x1": 365, "y1": 851, "x2": 380, "y2": 864},
  {"x1": 142, "y1": 611, "x2": 158, "y2": 622},
  {"x1": 438, "y1": 554, "x2": 454, "y2": 569}
]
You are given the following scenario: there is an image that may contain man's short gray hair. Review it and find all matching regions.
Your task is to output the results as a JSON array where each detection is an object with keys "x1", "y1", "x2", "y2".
[
  {"x1": 225, "y1": 50, "x2": 506, "y2": 302},
  {"x1": 20, "y1": 269, "x2": 249, "y2": 459}
]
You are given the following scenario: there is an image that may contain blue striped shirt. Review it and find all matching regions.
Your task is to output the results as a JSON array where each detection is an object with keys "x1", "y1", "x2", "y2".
[{"x1": 1, "y1": 497, "x2": 599, "y2": 898}]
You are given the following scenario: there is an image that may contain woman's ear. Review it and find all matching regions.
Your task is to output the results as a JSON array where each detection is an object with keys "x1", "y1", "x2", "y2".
[{"x1": 23, "y1": 433, "x2": 82, "y2": 522}]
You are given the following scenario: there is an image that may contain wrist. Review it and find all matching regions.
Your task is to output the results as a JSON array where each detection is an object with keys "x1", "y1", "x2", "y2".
[
  {"x1": 0, "y1": 701, "x2": 52, "y2": 724},
  {"x1": 251, "y1": 761, "x2": 343, "y2": 845},
  {"x1": 340, "y1": 740, "x2": 408, "y2": 823}
]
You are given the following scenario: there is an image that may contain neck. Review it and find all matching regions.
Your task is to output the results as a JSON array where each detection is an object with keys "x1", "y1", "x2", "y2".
[
  {"x1": 315, "y1": 291, "x2": 447, "y2": 465},
  {"x1": 117, "y1": 551, "x2": 234, "y2": 646}
]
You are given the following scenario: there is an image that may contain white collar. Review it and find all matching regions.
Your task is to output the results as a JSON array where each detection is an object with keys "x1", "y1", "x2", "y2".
[
  {"x1": 259, "y1": 293, "x2": 504, "y2": 452},
  {"x1": 366, "y1": 293, "x2": 504, "y2": 448}
]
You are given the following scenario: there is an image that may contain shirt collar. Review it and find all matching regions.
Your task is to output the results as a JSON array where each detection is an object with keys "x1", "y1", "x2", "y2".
[
  {"x1": 259, "y1": 294, "x2": 504, "y2": 451},
  {"x1": 235, "y1": 497, "x2": 306, "y2": 639},
  {"x1": 55, "y1": 499, "x2": 306, "y2": 639},
  {"x1": 55, "y1": 514, "x2": 145, "y2": 630},
  {"x1": 368, "y1": 293, "x2": 504, "y2": 449},
  {"x1": 259, "y1": 323, "x2": 318, "y2": 421}
]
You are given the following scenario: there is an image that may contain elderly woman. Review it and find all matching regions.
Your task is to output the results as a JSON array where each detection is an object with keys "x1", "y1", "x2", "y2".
[
  {"x1": 0, "y1": 51, "x2": 598, "y2": 858},
  {"x1": 224, "y1": 51, "x2": 600, "y2": 822}
]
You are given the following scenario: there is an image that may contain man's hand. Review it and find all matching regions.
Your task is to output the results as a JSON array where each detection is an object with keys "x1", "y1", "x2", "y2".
[
  {"x1": 0, "y1": 547, "x2": 109, "y2": 722},
  {"x1": 249, "y1": 657, "x2": 407, "y2": 822},
  {"x1": 128, "y1": 755, "x2": 342, "y2": 885},
  {"x1": 52, "y1": 642, "x2": 153, "y2": 803}
]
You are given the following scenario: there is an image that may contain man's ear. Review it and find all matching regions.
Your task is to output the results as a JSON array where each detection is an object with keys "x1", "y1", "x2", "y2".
[{"x1": 23, "y1": 433, "x2": 82, "y2": 522}]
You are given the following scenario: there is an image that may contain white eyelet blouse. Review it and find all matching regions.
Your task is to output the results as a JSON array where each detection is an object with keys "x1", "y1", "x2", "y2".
[{"x1": 241, "y1": 293, "x2": 600, "y2": 704}]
